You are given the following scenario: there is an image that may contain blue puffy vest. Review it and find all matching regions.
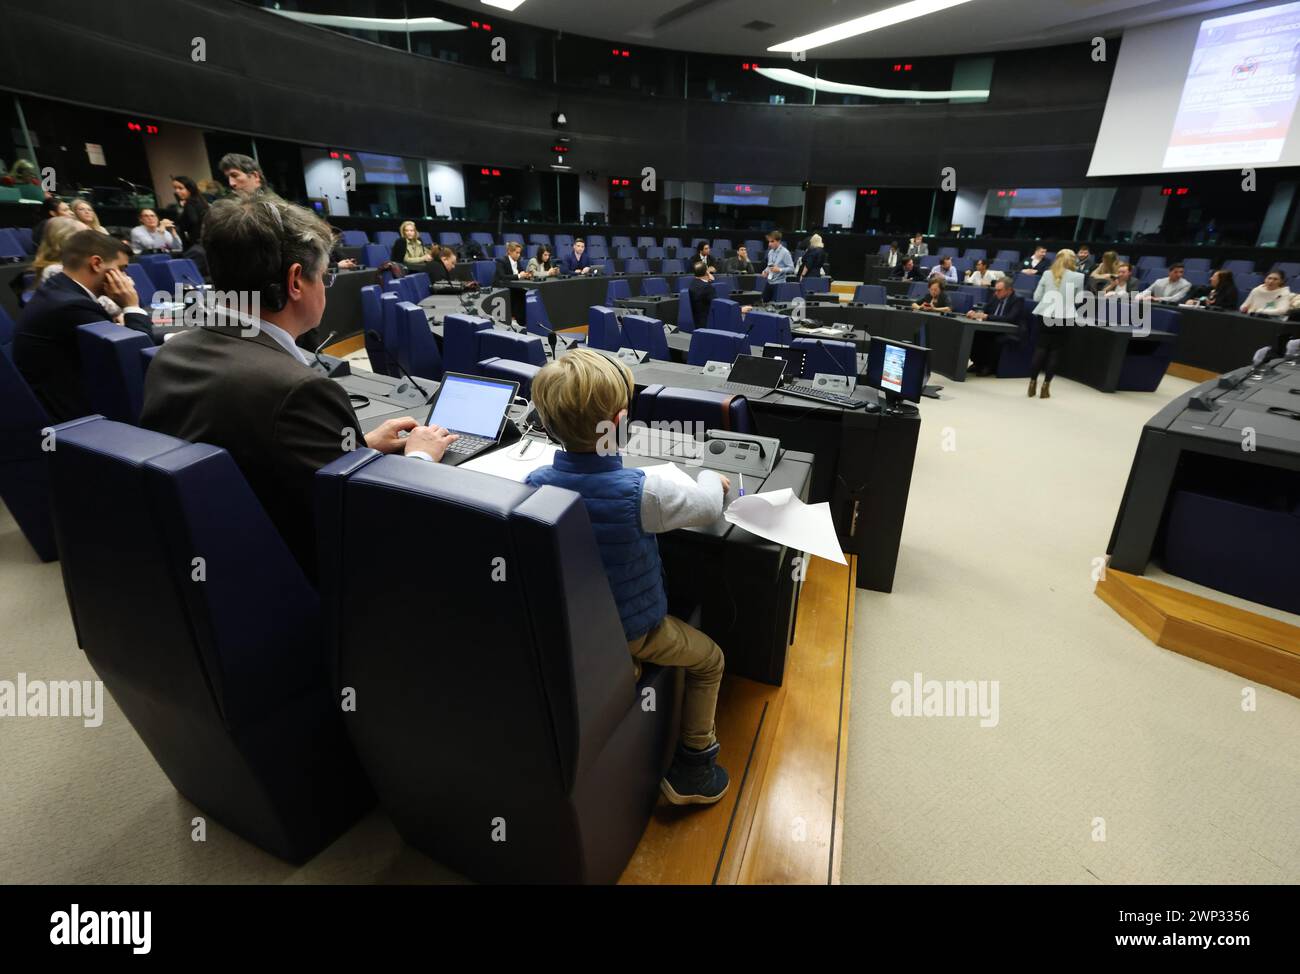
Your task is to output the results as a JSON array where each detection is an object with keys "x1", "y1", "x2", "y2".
[{"x1": 526, "y1": 451, "x2": 667, "y2": 641}]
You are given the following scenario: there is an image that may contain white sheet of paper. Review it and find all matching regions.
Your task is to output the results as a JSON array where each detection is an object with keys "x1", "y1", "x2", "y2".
[
  {"x1": 460, "y1": 441, "x2": 558, "y2": 482},
  {"x1": 639, "y1": 460, "x2": 699, "y2": 492},
  {"x1": 723, "y1": 488, "x2": 848, "y2": 565}
]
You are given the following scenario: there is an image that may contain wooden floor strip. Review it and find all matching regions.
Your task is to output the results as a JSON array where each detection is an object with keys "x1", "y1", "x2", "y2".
[{"x1": 1096, "y1": 569, "x2": 1300, "y2": 698}]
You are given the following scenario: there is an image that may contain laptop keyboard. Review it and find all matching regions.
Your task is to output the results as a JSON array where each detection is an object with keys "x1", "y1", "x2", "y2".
[
  {"x1": 716, "y1": 381, "x2": 776, "y2": 399},
  {"x1": 446, "y1": 434, "x2": 494, "y2": 455}
]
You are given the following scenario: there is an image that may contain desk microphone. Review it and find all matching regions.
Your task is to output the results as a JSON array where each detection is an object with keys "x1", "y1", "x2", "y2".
[
  {"x1": 527, "y1": 319, "x2": 579, "y2": 359},
  {"x1": 365, "y1": 329, "x2": 432, "y2": 402}
]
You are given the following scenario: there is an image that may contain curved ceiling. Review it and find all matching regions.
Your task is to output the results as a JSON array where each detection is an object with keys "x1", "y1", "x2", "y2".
[{"x1": 441, "y1": 0, "x2": 1252, "y2": 58}]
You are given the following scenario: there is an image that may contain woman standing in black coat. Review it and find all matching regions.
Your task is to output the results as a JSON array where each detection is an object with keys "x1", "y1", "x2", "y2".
[{"x1": 170, "y1": 176, "x2": 209, "y2": 250}]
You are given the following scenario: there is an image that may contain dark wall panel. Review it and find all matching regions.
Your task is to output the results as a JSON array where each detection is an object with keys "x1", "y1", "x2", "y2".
[{"x1": 0, "y1": 0, "x2": 1112, "y2": 187}]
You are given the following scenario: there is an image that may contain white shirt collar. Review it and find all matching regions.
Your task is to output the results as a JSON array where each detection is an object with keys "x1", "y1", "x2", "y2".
[
  {"x1": 67, "y1": 274, "x2": 99, "y2": 303},
  {"x1": 256, "y1": 319, "x2": 311, "y2": 365}
]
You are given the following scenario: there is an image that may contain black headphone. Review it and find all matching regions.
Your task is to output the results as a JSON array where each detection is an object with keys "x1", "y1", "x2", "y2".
[{"x1": 529, "y1": 350, "x2": 634, "y2": 450}]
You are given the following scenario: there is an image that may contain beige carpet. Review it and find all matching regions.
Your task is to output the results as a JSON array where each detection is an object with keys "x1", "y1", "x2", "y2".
[
  {"x1": 3, "y1": 369, "x2": 1297, "y2": 884},
  {"x1": 840, "y1": 371, "x2": 1300, "y2": 884}
]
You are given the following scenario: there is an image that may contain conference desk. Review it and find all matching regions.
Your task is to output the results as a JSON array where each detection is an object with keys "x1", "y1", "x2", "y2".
[
  {"x1": 1171, "y1": 306, "x2": 1298, "y2": 374},
  {"x1": 509, "y1": 273, "x2": 761, "y2": 328},
  {"x1": 303, "y1": 267, "x2": 380, "y2": 349},
  {"x1": 335, "y1": 365, "x2": 812, "y2": 685},
  {"x1": 1057, "y1": 324, "x2": 1180, "y2": 393}
]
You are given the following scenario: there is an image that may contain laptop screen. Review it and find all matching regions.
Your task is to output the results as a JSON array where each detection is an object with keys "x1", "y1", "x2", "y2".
[
  {"x1": 426, "y1": 374, "x2": 515, "y2": 438},
  {"x1": 762, "y1": 344, "x2": 807, "y2": 379},
  {"x1": 726, "y1": 354, "x2": 787, "y2": 388}
]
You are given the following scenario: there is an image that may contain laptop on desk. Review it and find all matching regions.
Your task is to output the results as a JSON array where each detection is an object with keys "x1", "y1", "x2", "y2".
[
  {"x1": 423, "y1": 372, "x2": 520, "y2": 466},
  {"x1": 714, "y1": 354, "x2": 787, "y2": 400}
]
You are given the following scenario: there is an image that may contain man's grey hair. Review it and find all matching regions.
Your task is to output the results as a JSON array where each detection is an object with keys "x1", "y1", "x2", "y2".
[
  {"x1": 218, "y1": 152, "x2": 261, "y2": 178},
  {"x1": 201, "y1": 195, "x2": 333, "y2": 299}
]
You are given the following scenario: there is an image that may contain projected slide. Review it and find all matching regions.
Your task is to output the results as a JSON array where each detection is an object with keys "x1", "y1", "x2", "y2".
[
  {"x1": 1163, "y1": 1, "x2": 1300, "y2": 168},
  {"x1": 1007, "y1": 188, "x2": 1062, "y2": 218}
]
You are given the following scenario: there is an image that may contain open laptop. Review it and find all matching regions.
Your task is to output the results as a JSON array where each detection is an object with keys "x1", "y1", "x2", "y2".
[
  {"x1": 715, "y1": 353, "x2": 787, "y2": 400},
  {"x1": 762, "y1": 343, "x2": 807, "y2": 381},
  {"x1": 423, "y1": 371, "x2": 520, "y2": 466}
]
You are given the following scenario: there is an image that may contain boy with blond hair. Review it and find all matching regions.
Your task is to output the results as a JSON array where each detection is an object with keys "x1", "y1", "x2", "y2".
[{"x1": 526, "y1": 349, "x2": 730, "y2": 804}]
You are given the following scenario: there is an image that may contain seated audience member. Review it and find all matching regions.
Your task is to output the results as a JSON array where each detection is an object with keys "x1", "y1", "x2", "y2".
[
  {"x1": 1102, "y1": 263, "x2": 1136, "y2": 295},
  {"x1": 693, "y1": 242, "x2": 717, "y2": 275},
  {"x1": 687, "y1": 260, "x2": 715, "y2": 325},
  {"x1": 427, "y1": 245, "x2": 475, "y2": 291},
  {"x1": 171, "y1": 175, "x2": 210, "y2": 249},
  {"x1": 895, "y1": 257, "x2": 920, "y2": 281},
  {"x1": 760, "y1": 230, "x2": 793, "y2": 299},
  {"x1": 906, "y1": 233, "x2": 928, "y2": 258},
  {"x1": 1090, "y1": 250, "x2": 1120, "y2": 288},
  {"x1": 70, "y1": 199, "x2": 110, "y2": 235},
  {"x1": 799, "y1": 233, "x2": 827, "y2": 279},
  {"x1": 218, "y1": 152, "x2": 271, "y2": 197},
  {"x1": 28, "y1": 218, "x2": 86, "y2": 289},
  {"x1": 966, "y1": 276, "x2": 1026, "y2": 375},
  {"x1": 198, "y1": 178, "x2": 223, "y2": 202},
  {"x1": 966, "y1": 258, "x2": 999, "y2": 286},
  {"x1": 140, "y1": 196, "x2": 456, "y2": 581},
  {"x1": 326, "y1": 226, "x2": 357, "y2": 270},
  {"x1": 1138, "y1": 263, "x2": 1191, "y2": 303},
  {"x1": 723, "y1": 244, "x2": 756, "y2": 275},
  {"x1": 129, "y1": 208, "x2": 182, "y2": 254},
  {"x1": 1240, "y1": 271, "x2": 1292, "y2": 316},
  {"x1": 32, "y1": 197, "x2": 72, "y2": 247},
  {"x1": 1074, "y1": 245, "x2": 1096, "y2": 276},
  {"x1": 913, "y1": 278, "x2": 952, "y2": 312},
  {"x1": 929, "y1": 255, "x2": 958, "y2": 284},
  {"x1": 526, "y1": 244, "x2": 561, "y2": 279},
  {"x1": 494, "y1": 240, "x2": 533, "y2": 284},
  {"x1": 524, "y1": 349, "x2": 730, "y2": 805},
  {"x1": 1022, "y1": 246, "x2": 1050, "y2": 275},
  {"x1": 563, "y1": 237, "x2": 595, "y2": 275},
  {"x1": 883, "y1": 241, "x2": 902, "y2": 270},
  {"x1": 390, "y1": 220, "x2": 431, "y2": 264},
  {"x1": 1185, "y1": 269, "x2": 1238, "y2": 310},
  {"x1": 14, "y1": 231, "x2": 153, "y2": 423}
]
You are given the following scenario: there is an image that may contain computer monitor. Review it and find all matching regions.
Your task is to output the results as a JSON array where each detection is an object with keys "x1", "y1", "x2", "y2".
[
  {"x1": 762, "y1": 343, "x2": 807, "y2": 380},
  {"x1": 864, "y1": 336, "x2": 929, "y2": 407},
  {"x1": 424, "y1": 372, "x2": 518, "y2": 441}
]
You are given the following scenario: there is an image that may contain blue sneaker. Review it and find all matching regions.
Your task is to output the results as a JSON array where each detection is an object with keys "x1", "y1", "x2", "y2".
[{"x1": 661, "y1": 742, "x2": 729, "y2": 805}]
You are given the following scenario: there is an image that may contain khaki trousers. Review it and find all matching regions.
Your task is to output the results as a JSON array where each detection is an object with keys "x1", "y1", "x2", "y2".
[{"x1": 628, "y1": 616, "x2": 724, "y2": 751}]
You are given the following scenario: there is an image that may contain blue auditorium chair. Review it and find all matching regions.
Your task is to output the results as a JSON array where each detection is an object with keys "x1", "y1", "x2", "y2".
[
  {"x1": 634, "y1": 384, "x2": 753, "y2": 434},
  {"x1": 661, "y1": 259, "x2": 685, "y2": 275},
  {"x1": 605, "y1": 279, "x2": 631, "y2": 304},
  {"x1": 743, "y1": 310, "x2": 791, "y2": 347},
  {"x1": 1272, "y1": 261, "x2": 1300, "y2": 278},
  {"x1": 711, "y1": 238, "x2": 732, "y2": 256},
  {"x1": 361, "y1": 244, "x2": 389, "y2": 268},
  {"x1": 502, "y1": 233, "x2": 524, "y2": 247},
  {"x1": 744, "y1": 239, "x2": 764, "y2": 257},
  {"x1": 1183, "y1": 257, "x2": 1211, "y2": 272},
  {"x1": 470, "y1": 232, "x2": 495, "y2": 250},
  {"x1": 995, "y1": 249, "x2": 1020, "y2": 264},
  {"x1": 0, "y1": 304, "x2": 16, "y2": 351},
  {"x1": 587, "y1": 234, "x2": 608, "y2": 248},
  {"x1": 406, "y1": 272, "x2": 431, "y2": 302},
  {"x1": 907, "y1": 282, "x2": 929, "y2": 300},
  {"x1": 443, "y1": 314, "x2": 494, "y2": 374},
  {"x1": 1184, "y1": 269, "x2": 1210, "y2": 287},
  {"x1": 529, "y1": 234, "x2": 551, "y2": 248},
  {"x1": 418, "y1": 232, "x2": 434, "y2": 247},
  {"x1": 1012, "y1": 271, "x2": 1037, "y2": 294},
  {"x1": 360, "y1": 284, "x2": 398, "y2": 377},
  {"x1": 75, "y1": 322, "x2": 153, "y2": 424},
  {"x1": 621, "y1": 314, "x2": 669, "y2": 360},
  {"x1": 525, "y1": 290, "x2": 567, "y2": 340},
  {"x1": 478, "y1": 357, "x2": 541, "y2": 398},
  {"x1": 938, "y1": 246, "x2": 959, "y2": 259},
  {"x1": 687, "y1": 328, "x2": 746, "y2": 367},
  {"x1": 48, "y1": 417, "x2": 374, "y2": 862},
  {"x1": 636, "y1": 236, "x2": 656, "y2": 249},
  {"x1": 313, "y1": 451, "x2": 682, "y2": 882},
  {"x1": 611, "y1": 235, "x2": 632, "y2": 249},
  {"x1": 662, "y1": 237, "x2": 683, "y2": 253},
  {"x1": 1236, "y1": 272, "x2": 1264, "y2": 293},
  {"x1": 375, "y1": 230, "x2": 400, "y2": 249},
  {"x1": 801, "y1": 277, "x2": 832, "y2": 296},
  {"x1": 396, "y1": 302, "x2": 442, "y2": 380},
  {"x1": 946, "y1": 291, "x2": 976, "y2": 314},
  {"x1": 586, "y1": 306, "x2": 623, "y2": 351},
  {"x1": 706, "y1": 299, "x2": 742, "y2": 333},
  {"x1": 676, "y1": 290, "x2": 695, "y2": 332},
  {"x1": 472, "y1": 260, "x2": 496, "y2": 287},
  {"x1": 624, "y1": 258, "x2": 649, "y2": 275},
  {"x1": 793, "y1": 337, "x2": 856, "y2": 378},
  {"x1": 478, "y1": 329, "x2": 546, "y2": 367},
  {"x1": 0, "y1": 228, "x2": 26, "y2": 261},
  {"x1": 854, "y1": 284, "x2": 886, "y2": 304},
  {"x1": 964, "y1": 248, "x2": 986, "y2": 261},
  {"x1": 771, "y1": 281, "x2": 802, "y2": 303},
  {"x1": 710, "y1": 276, "x2": 737, "y2": 298},
  {"x1": 644, "y1": 247, "x2": 664, "y2": 260},
  {"x1": 995, "y1": 312, "x2": 1037, "y2": 379},
  {"x1": 616, "y1": 247, "x2": 638, "y2": 261},
  {"x1": 136, "y1": 254, "x2": 173, "y2": 293},
  {"x1": 161, "y1": 259, "x2": 204, "y2": 290},
  {"x1": 640, "y1": 277, "x2": 669, "y2": 296},
  {"x1": 554, "y1": 234, "x2": 574, "y2": 250},
  {"x1": 379, "y1": 291, "x2": 406, "y2": 372},
  {"x1": 0, "y1": 349, "x2": 57, "y2": 560},
  {"x1": 340, "y1": 230, "x2": 370, "y2": 247},
  {"x1": 126, "y1": 264, "x2": 160, "y2": 305}
]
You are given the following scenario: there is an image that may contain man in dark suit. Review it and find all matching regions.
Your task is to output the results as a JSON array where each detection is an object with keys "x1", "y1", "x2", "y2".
[
  {"x1": 722, "y1": 244, "x2": 756, "y2": 275},
  {"x1": 687, "y1": 261, "x2": 715, "y2": 328},
  {"x1": 493, "y1": 241, "x2": 533, "y2": 325},
  {"x1": 1074, "y1": 245, "x2": 1096, "y2": 277},
  {"x1": 965, "y1": 277, "x2": 1026, "y2": 375},
  {"x1": 562, "y1": 238, "x2": 595, "y2": 275},
  {"x1": 140, "y1": 195, "x2": 456, "y2": 581},
  {"x1": 427, "y1": 246, "x2": 476, "y2": 293},
  {"x1": 895, "y1": 257, "x2": 920, "y2": 281},
  {"x1": 13, "y1": 231, "x2": 154, "y2": 423}
]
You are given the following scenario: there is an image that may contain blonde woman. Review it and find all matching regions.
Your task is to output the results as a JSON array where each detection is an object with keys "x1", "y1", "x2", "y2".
[
  {"x1": 70, "y1": 199, "x2": 110, "y2": 235},
  {"x1": 1090, "y1": 250, "x2": 1119, "y2": 286},
  {"x1": 799, "y1": 232, "x2": 827, "y2": 279},
  {"x1": 1028, "y1": 249, "x2": 1084, "y2": 399},
  {"x1": 390, "y1": 220, "x2": 430, "y2": 263}
]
